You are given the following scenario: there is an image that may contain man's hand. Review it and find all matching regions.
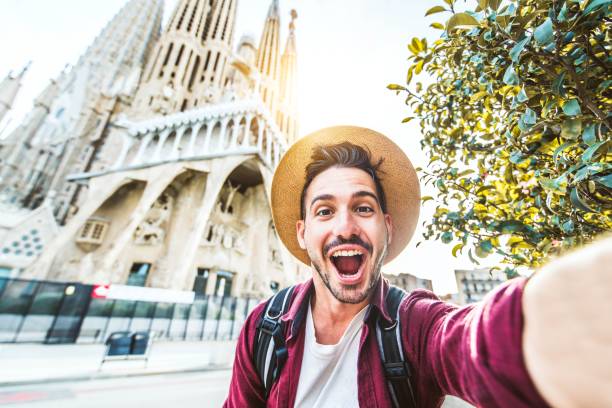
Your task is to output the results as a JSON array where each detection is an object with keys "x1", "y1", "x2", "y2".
[{"x1": 523, "y1": 235, "x2": 612, "y2": 408}]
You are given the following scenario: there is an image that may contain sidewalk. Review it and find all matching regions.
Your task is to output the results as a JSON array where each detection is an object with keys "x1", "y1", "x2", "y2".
[{"x1": 0, "y1": 340, "x2": 236, "y2": 387}]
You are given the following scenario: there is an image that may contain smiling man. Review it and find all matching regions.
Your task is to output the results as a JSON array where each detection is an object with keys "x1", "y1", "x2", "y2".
[{"x1": 224, "y1": 126, "x2": 612, "y2": 408}]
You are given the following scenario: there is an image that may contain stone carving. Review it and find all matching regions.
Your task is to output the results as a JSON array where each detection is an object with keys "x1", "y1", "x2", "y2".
[
  {"x1": 268, "y1": 221, "x2": 283, "y2": 268},
  {"x1": 201, "y1": 181, "x2": 246, "y2": 253},
  {"x1": 133, "y1": 192, "x2": 174, "y2": 245}
]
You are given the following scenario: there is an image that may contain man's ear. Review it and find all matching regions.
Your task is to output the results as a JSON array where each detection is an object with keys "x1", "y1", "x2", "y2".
[
  {"x1": 296, "y1": 219, "x2": 306, "y2": 249},
  {"x1": 384, "y1": 213, "x2": 393, "y2": 245}
]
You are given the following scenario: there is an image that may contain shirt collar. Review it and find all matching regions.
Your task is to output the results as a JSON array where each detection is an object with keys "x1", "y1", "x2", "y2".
[{"x1": 280, "y1": 274, "x2": 394, "y2": 340}]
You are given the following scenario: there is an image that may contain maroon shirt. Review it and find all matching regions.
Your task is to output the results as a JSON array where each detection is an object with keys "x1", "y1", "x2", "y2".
[{"x1": 224, "y1": 277, "x2": 549, "y2": 407}]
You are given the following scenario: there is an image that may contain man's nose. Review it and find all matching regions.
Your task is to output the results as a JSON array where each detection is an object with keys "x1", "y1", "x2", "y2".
[{"x1": 332, "y1": 209, "x2": 360, "y2": 239}]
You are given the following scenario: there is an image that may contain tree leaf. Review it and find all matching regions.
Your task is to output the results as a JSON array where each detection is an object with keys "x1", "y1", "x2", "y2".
[
  {"x1": 468, "y1": 248, "x2": 481, "y2": 265},
  {"x1": 553, "y1": 141, "x2": 576, "y2": 164},
  {"x1": 402, "y1": 117, "x2": 415, "y2": 123},
  {"x1": 582, "y1": 140, "x2": 608, "y2": 162},
  {"x1": 569, "y1": 187, "x2": 596, "y2": 212},
  {"x1": 534, "y1": 18, "x2": 554, "y2": 45},
  {"x1": 522, "y1": 107, "x2": 537, "y2": 124},
  {"x1": 516, "y1": 87, "x2": 529, "y2": 102},
  {"x1": 441, "y1": 231, "x2": 453, "y2": 243},
  {"x1": 562, "y1": 99, "x2": 582, "y2": 116},
  {"x1": 447, "y1": 13, "x2": 480, "y2": 31},
  {"x1": 583, "y1": 0, "x2": 611, "y2": 15},
  {"x1": 558, "y1": 3, "x2": 569, "y2": 21},
  {"x1": 421, "y1": 196, "x2": 434, "y2": 202},
  {"x1": 503, "y1": 64, "x2": 520, "y2": 85},
  {"x1": 430, "y1": 22, "x2": 445, "y2": 29},
  {"x1": 387, "y1": 84, "x2": 406, "y2": 91},
  {"x1": 596, "y1": 174, "x2": 612, "y2": 188},
  {"x1": 499, "y1": 220, "x2": 526, "y2": 234},
  {"x1": 425, "y1": 6, "x2": 447, "y2": 16},
  {"x1": 552, "y1": 72, "x2": 566, "y2": 96},
  {"x1": 582, "y1": 124, "x2": 597, "y2": 145},
  {"x1": 561, "y1": 119, "x2": 582, "y2": 139},
  {"x1": 452, "y1": 243, "x2": 464, "y2": 257},
  {"x1": 509, "y1": 36, "x2": 531, "y2": 62}
]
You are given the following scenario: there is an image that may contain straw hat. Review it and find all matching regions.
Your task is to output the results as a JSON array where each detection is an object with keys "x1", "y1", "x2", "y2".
[{"x1": 271, "y1": 125, "x2": 420, "y2": 265}]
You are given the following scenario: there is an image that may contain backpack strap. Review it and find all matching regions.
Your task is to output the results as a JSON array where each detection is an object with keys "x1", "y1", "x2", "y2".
[
  {"x1": 253, "y1": 285, "x2": 295, "y2": 397},
  {"x1": 376, "y1": 286, "x2": 417, "y2": 408}
]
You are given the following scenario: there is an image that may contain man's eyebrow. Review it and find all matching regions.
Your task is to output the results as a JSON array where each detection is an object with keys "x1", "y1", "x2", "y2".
[
  {"x1": 309, "y1": 191, "x2": 380, "y2": 210},
  {"x1": 310, "y1": 194, "x2": 334, "y2": 209},
  {"x1": 353, "y1": 190, "x2": 380, "y2": 204}
]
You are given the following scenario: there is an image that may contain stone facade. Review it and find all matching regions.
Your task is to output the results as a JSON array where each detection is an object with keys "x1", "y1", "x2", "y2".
[
  {"x1": 385, "y1": 272, "x2": 433, "y2": 293},
  {"x1": 450, "y1": 268, "x2": 507, "y2": 305},
  {"x1": 1, "y1": 0, "x2": 304, "y2": 299}
]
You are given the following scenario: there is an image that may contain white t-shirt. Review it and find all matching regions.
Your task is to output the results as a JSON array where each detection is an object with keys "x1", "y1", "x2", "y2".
[{"x1": 294, "y1": 302, "x2": 369, "y2": 408}]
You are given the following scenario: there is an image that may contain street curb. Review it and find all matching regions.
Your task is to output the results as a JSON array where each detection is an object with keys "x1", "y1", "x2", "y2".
[{"x1": 0, "y1": 364, "x2": 232, "y2": 388}]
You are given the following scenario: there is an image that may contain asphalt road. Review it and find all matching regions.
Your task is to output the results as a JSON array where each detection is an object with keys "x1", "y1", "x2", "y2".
[
  {"x1": 0, "y1": 370, "x2": 473, "y2": 407},
  {"x1": 0, "y1": 370, "x2": 232, "y2": 407}
]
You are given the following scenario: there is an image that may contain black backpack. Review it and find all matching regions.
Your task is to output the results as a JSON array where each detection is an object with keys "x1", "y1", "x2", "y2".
[{"x1": 253, "y1": 285, "x2": 417, "y2": 408}]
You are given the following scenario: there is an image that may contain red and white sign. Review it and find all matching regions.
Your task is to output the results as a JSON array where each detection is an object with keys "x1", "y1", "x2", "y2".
[
  {"x1": 92, "y1": 284, "x2": 110, "y2": 299},
  {"x1": 91, "y1": 284, "x2": 194, "y2": 304}
]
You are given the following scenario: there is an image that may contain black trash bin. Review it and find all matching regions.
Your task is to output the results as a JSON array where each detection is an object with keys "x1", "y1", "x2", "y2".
[
  {"x1": 105, "y1": 331, "x2": 132, "y2": 356},
  {"x1": 130, "y1": 331, "x2": 151, "y2": 355}
]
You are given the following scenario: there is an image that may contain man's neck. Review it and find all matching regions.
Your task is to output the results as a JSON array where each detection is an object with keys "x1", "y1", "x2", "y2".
[{"x1": 310, "y1": 276, "x2": 370, "y2": 345}]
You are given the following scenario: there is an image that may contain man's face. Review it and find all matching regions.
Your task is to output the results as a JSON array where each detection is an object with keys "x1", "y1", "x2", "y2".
[{"x1": 296, "y1": 166, "x2": 392, "y2": 304}]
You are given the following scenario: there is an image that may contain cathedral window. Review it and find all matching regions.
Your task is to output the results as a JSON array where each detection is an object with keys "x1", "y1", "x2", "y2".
[
  {"x1": 77, "y1": 219, "x2": 108, "y2": 245},
  {"x1": 147, "y1": 46, "x2": 163, "y2": 82},
  {"x1": 212, "y1": 0, "x2": 227, "y2": 39},
  {"x1": 127, "y1": 263, "x2": 151, "y2": 287},
  {"x1": 222, "y1": 0, "x2": 232, "y2": 40},
  {"x1": 188, "y1": 56, "x2": 201, "y2": 91},
  {"x1": 213, "y1": 53, "x2": 220, "y2": 72},
  {"x1": 203, "y1": 51, "x2": 212, "y2": 76},
  {"x1": 182, "y1": 51, "x2": 194, "y2": 85},
  {"x1": 162, "y1": 43, "x2": 174, "y2": 67},
  {"x1": 187, "y1": 0, "x2": 200, "y2": 32},
  {"x1": 175, "y1": 45, "x2": 185, "y2": 66},
  {"x1": 176, "y1": 1, "x2": 189, "y2": 31}
]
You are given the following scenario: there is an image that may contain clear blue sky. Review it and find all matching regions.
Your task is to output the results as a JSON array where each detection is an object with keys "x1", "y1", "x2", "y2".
[{"x1": 0, "y1": 0, "x2": 484, "y2": 294}]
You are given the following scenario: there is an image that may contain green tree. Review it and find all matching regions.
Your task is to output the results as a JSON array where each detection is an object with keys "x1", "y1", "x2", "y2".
[{"x1": 390, "y1": 0, "x2": 611, "y2": 269}]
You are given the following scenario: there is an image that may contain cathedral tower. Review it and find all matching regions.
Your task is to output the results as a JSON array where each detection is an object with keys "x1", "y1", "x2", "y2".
[
  {"x1": 0, "y1": 0, "x2": 164, "y2": 221},
  {"x1": 256, "y1": 0, "x2": 281, "y2": 116},
  {"x1": 0, "y1": 63, "x2": 29, "y2": 124},
  {"x1": 133, "y1": 0, "x2": 238, "y2": 117},
  {"x1": 278, "y1": 10, "x2": 299, "y2": 144}
]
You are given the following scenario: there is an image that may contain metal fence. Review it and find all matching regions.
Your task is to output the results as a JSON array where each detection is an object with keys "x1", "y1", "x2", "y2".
[{"x1": 0, "y1": 277, "x2": 261, "y2": 344}]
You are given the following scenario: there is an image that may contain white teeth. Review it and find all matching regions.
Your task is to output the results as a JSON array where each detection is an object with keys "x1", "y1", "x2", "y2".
[{"x1": 331, "y1": 249, "x2": 363, "y2": 257}]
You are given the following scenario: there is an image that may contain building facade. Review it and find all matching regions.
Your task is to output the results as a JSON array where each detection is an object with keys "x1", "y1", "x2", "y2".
[
  {"x1": 385, "y1": 272, "x2": 433, "y2": 293},
  {"x1": 451, "y1": 268, "x2": 507, "y2": 305},
  {"x1": 0, "y1": 0, "x2": 303, "y2": 299}
]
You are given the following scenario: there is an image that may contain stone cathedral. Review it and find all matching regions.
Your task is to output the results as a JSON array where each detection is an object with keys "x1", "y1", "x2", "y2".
[{"x1": 0, "y1": 0, "x2": 303, "y2": 298}]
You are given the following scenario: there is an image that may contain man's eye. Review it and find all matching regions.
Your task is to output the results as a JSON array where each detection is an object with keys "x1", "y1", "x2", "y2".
[
  {"x1": 356, "y1": 206, "x2": 373, "y2": 213},
  {"x1": 316, "y1": 209, "x2": 332, "y2": 216}
]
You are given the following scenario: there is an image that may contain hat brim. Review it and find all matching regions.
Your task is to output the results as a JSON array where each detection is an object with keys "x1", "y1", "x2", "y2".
[{"x1": 271, "y1": 125, "x2": 420, "y2": 265}]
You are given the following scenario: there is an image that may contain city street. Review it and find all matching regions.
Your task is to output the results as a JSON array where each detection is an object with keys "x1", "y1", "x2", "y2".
[
  {"x1": 0, "y1": 369, "x2": 473, "y2": 407},
  {"x1": 0, "y1": 370, "x2": 232, "y2": 407}
]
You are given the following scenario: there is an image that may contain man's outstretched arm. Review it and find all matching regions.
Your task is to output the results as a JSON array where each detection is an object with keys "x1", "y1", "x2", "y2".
[{"x1": 522, "y1": 235, "x2": 612, "y2": 407}]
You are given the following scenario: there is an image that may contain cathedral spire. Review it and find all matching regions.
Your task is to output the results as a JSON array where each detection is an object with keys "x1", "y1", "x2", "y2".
[
  {"x1": 279, "y1": 10, "x2": 299, "y2": 143},
  {"x1": 0, "y1": 62, "x2": 30, "y2": 124},
  {"x1": 134, "y1": 0, "x2": 238, "y2": 115},
  {"x1": 257, "y1": 0, "x2": 282, "y2": 114}
]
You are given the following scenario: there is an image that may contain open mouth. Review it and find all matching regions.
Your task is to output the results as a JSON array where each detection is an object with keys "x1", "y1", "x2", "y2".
[{"x1": 330, "y1": 250, "x2": 365, "y2": 277}]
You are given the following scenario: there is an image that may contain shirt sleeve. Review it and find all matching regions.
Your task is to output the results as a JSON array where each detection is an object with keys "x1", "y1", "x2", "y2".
[
  {"x1": 223, "y1": 301, "x2": 267, "y2": 408},
  {"x1": 400, "y1": 278, "x2": 550, "y2": 408}
]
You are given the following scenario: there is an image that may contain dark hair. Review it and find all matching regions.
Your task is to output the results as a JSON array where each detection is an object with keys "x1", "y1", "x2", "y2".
[{"x1": 300, "y1": 142, "x2": 386, "y2": 219}]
